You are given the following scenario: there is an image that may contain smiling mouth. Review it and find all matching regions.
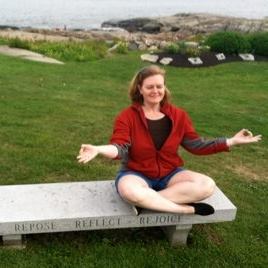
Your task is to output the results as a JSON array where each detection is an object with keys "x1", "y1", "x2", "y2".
[{"x1": 149, "y1": 94, "x2": 162, "y2": 97}]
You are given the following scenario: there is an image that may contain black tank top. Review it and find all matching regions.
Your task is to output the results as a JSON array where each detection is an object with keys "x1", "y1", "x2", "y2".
[{"x1": 146, "y1": 115, "x2": 172, "y2": 150}]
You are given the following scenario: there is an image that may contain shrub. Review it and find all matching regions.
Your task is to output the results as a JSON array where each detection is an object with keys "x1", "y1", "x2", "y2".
[
  {"x1": 114, "y1": 41, "x2": 128, "y2": 54},
  {"x1": 187, "y1": 34, "x2": 205, "y2": 43},
  {"x1": 177, "y1": 41, "x2": 187, "y2": 55},
  {"x1": 198, "y1": 45, "x2": 210, "y2": 54},
  {"x1": 30, "y1": 40, "x2": 108, "y2": 61},
  {"x1": 8, "y1": 37, "x2": 31, "y2": 50},
  {"x1": 248, "y1": 32, "x2": 268, "y2": 56},
  {"x1": 186, "y1": 46, "x2": 201, "y2": 57},
  {"x1": 205, "y1": 31, "x2": 251, "y2": 54},
  {"x1": 164, "y1": 42, "x2": 180, "y2": 54},
  {"x1": 164, "y1": 41, "x2": 194, "y2": 55},
  {"x1": 164, "y1": 41, "x2": 208, "y2": 57},
  {"x1": 0, "y1": 37, "x2": 9, "y2": 45}
]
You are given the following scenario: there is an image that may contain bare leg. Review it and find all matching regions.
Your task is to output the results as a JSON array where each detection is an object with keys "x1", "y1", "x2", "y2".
[
  {"x1": 117, "y1": 175, "x2": 194, "y2": 214},
  {"x1": 158, "y1": 170, "x2": 216, "y2": 204}
]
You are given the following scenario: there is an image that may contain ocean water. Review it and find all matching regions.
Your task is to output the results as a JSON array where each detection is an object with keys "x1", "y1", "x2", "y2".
[{"x1": 0, "y1": 0, "x2": 267, "y2": 29}]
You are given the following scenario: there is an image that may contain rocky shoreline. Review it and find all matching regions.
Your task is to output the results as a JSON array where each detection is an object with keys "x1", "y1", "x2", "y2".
[
  {"x1": 0, "y1": 13, "x2": 267, "y2": 50},
  {"x1": 102, "y1": 13, "x2": 268, "y2": 34}
]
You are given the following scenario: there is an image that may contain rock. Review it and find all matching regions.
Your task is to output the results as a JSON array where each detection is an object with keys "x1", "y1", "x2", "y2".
[
  {"x1": 102, "y1": 13, "x2": 268, "y2": 36},
  {"x1": 148, "y1": 45, "x2": 158, "y2": 52},
  {"x1": 140, "y1": 54, "x2": 159, "y2": 63},
  {"x1": 128, "y1": 41, "x2": 139, "y2": 51},
  {"x1": 144, "y1": 39, "x2": 154, "y2": 47},
  {"x1": 160, "y1": 57, "x2": 173, "y2": 65},
  {"x1": 142, "y1": 22, "x2": 163, "y2": 33},
  {"x1": 102, "y1": 18, "x2": 156, "y2": 32},
  {"x1": 134, "y1": 42, "x2": 145, "y2": 50},
  {"x1": 101, "y1": 19, "x2": 122, "y2": 28},
  {"x1": 0, "y1": 25, "x2": 20, "y2": 30},
  {"x1": 159, "y1": 41, "x2": 171, "y2": 49},
  {"x1": 138, "y1": 43, "x2": 147, "y2": 50}
]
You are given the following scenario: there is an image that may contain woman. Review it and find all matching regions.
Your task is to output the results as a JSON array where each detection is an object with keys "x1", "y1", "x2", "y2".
[{"x1": 77, "y1": 65, "x2": 261, "y2": 216}]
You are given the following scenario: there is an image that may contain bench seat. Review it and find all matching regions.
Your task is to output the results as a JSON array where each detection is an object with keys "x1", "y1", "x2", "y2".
[{"x1": 0, "y1": 180, "x2": 237, "y2": 247}]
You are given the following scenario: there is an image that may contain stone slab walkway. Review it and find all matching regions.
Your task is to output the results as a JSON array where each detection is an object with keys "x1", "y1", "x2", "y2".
[{"x1": 0, "y1": 45, "x2": 64, "y2": 64}]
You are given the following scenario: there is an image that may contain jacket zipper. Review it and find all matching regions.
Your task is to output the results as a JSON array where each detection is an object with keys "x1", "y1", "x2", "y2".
[
  {"x1": 156, "y1": 151, "x2": 161, "y2": 178},
  {"x1": 137, "y1": 104, "x2": 172, "y2": 178}
]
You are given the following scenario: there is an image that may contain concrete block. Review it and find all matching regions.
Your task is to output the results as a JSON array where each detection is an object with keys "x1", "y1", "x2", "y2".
[
  {"x1": 216, "y1": 53, "x2": 226, "y2": 60},
  {"x1": 188, "y1": 57, "x2": 203, "y2": 65},
  {"x1": 239, "y1": 53, "x2": 255, "y2": 61},
  {"x1": 159, "y1": 57, "x2": 173, "y2": 65},
  {"x1": 162, "y1": 224, "x2": 192, "y2": 246}
]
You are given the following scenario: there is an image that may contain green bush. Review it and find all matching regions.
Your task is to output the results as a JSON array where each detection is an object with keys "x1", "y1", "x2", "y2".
[
  {"x1": 186, "y1": 46, "x2": 201, "y2": 57},
  {"x1": 205, "y1": 31, "x2": 251, "y2": 54},
  {"x1": 31, "y1": 40, "x2": 107, "y2": 61},
  {"x1": 114, "y1": 41, "x2": 128, "y2": 54},
  {"x1": 177, "y1": 41, "x2": 187, "y2": 55},
  {"x1": 164, "y1": 42, "x2": 180, "y2": 54},
  {"x1": 0, "y1": 37, "x2": 9, "y2": 45},
  {"x1": 187, "y1": 34, "x2": 205, "y2": 43},
  {"x1": 248, "y1": 32, "x2": 268, "y2": 56},
  {"x1": 8, "y1": 37, "x2": 31, "y2": 50},
  {"x1": 198, "y1": 45, "x2": 210, "y2": 54},
  {"x1": 164, "y1": 41, "x2": 209, "y2": 57},
  {"x1": 164, "y1": 41, "x2": 194, "y2": 55}
]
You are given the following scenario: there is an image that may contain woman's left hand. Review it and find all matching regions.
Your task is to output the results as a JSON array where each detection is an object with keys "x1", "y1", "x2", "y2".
[{"x1": 227, "y1": 129, "x2": 262, "y2": 147}]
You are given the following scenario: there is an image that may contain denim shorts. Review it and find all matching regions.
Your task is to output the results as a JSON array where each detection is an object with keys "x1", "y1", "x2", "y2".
[{"x1": 115, "y1": 167, "x2": 185, "y2": 192}]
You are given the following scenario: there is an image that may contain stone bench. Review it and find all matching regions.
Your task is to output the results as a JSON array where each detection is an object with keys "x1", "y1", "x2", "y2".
[{"x1": 0, "y1": 180, "x2": 237, "y2": 248}]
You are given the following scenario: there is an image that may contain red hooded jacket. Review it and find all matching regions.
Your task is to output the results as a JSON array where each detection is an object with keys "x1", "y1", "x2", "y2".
[{"x1": 110, "y1": 103, "x2": 229, "y2": 179}]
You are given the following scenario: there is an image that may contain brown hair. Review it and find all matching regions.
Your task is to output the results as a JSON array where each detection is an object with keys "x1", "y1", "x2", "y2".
[{"x1": 128, "y1": 65, "x2": 171, "y2": 105}]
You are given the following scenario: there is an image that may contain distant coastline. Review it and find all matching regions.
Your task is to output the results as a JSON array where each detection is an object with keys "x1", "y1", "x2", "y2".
[
  {"x1": 0, "y1": 12, "x2": 267, "y2": 59},
  {"x1": 0, "y1": 13, "x2": 267, "y2": 42},
  {"x1": 0, "y1": 0, "x2": 267, "y2": 30}
]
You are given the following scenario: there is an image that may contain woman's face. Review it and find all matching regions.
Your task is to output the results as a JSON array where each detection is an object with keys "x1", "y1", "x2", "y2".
[{"x1": 139, "y1": 74, "x2": 165, "y2": 106}]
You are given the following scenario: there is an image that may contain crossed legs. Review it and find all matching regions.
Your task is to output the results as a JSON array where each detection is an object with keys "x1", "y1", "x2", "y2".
[{"x1": 117, "y1": 170, "x2": 216, "y2": 214}]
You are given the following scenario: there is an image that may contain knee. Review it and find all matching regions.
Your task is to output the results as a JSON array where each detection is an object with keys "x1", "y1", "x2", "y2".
[
  {"x1": 118, "y1": 183, "x2": 145, "y2": 204},
  {"x1": 201, "y1": 176, "x2": 216, "y2": 199}
]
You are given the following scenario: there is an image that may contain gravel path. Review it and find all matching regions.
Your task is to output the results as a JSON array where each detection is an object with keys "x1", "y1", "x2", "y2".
[{"x1": 0, "y1": 45, "x2": 64, "y2": 64}]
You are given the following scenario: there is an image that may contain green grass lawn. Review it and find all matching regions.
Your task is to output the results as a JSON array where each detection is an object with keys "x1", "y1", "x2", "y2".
[{"x1": 0, "y1": 51, "x2": 267, "y2": 267}]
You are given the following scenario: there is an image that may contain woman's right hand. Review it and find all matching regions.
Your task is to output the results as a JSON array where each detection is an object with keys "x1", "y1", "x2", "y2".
[{"x1": 77, "y1": 144, "x2": 99, "y2": 164}]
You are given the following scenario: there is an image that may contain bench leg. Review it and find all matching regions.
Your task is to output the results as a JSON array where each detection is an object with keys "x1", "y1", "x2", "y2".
[
  {"x1": 162, "y1": 224, "x2": 192, "y2": 246},
  {"x1": 2, "y1": 235, "x2": 25, "y2": 249}
]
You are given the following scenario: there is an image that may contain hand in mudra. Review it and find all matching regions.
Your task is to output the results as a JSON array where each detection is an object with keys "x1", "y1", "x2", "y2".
[
  {"x1": 229, "y1": 129, "x2": 262, "y2": 146},
  {"x1": 77, "y1": 144, "x2": 98, "y2": 164}
]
